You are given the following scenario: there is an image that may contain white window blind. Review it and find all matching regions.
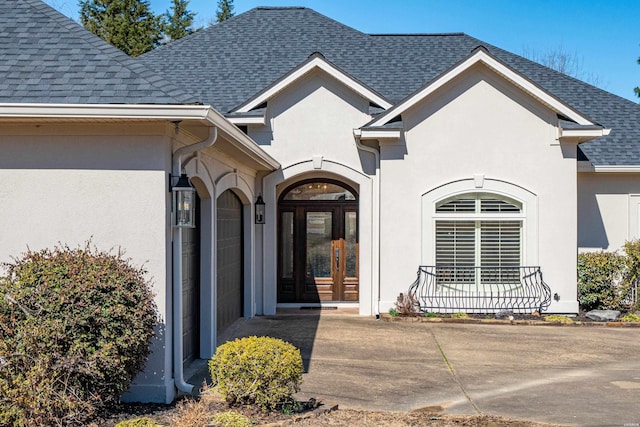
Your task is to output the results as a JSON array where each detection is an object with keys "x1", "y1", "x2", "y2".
[{"x1": 435, "y1": 194, "x2": 522, "y2": 284}]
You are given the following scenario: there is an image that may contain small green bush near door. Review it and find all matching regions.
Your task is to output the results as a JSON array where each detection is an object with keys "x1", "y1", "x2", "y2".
[
  {"x1": 0, "y1": 243, "x2": 157, "y2": 427},
  {"x1": 209, "y1": 336, "x2": 303, "y2": 410}
]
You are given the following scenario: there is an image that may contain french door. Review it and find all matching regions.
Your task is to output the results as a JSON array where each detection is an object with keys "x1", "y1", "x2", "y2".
[{"x1": 278, "y1": 180, "x2": 358, "y2": 302}]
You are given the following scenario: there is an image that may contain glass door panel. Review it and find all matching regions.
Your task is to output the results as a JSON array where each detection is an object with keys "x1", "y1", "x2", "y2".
[
  {"x1": 345, "y1": 211, "x2": 357, "y2": 278},
  {"x1": 280, "y1": 211, "x2": 294, "y2": 279},
  {"x1": 305, "y1": 211, "x2": 333, "y2": 279}
]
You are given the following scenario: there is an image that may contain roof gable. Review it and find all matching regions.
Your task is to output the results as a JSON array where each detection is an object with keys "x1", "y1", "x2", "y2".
[
  {"x1": 368, "y1": 47, "x2": 598, "y2": 128},
  {"x1": 232, "y1": 53, "x2": 392, "y2": 113},
  {"x1": 0, "y1": 0, "x2": 197, "y2": 104},
  {"x1": 133, "y1": 6, "x2": 640, "y2": 166}
]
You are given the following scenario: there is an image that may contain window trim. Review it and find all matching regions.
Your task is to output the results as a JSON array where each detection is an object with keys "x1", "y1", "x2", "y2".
[{"x1": 421, "y1": 179, "x2": 538, "y2": 266}]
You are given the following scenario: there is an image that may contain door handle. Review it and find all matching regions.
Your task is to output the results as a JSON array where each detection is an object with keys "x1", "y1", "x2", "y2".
[{"x1": 335, "y1": 247, "x2": 339, "y2": 270}]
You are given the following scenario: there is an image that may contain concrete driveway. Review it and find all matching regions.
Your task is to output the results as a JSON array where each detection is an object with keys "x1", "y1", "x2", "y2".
[{"x1": 211, "y1": 312, "x2": 640, "y2": 426}]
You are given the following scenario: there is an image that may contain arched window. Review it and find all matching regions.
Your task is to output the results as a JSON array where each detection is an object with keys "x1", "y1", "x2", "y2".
[{"x1": 434, "y1": 193, "x2": 523, "y2": 284}]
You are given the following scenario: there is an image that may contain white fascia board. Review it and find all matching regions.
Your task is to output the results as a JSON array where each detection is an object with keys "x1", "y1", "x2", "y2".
[
  {"x1": 593, "y1": 165, "x2": 640, "y2": 173},
  {"x1": 227, "y1": 115, "x2": 266, "y2": 125},
  {"x1": 0, "y1": 103, "x2": 280, "y2": 171},
  {"x1": 369, "y1": 49, "x2": 595, "y2": 127},
  {"x1": 578, "y1": 161, "x2": 640, "y2": 173},
  {"x1": 203, "y1": 108, "x2": 280, "y2": 170},
  {"x1": 354, "y1": 128, "x2": 401, "y2": 140},
  {"x1": 560, "y1": 128, "x2": 610, "y2": 139},
  {"x1": 0, "y1": 103, "x2": 213, "y2": 120},
  {"x1": 235, "y1": 56, "x2": 392, "y2": 113}
]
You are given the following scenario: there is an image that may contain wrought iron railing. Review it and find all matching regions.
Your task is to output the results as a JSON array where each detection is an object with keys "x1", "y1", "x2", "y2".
[{"x1": 408, "y1": 265, "x2": 552, "y2": 314}]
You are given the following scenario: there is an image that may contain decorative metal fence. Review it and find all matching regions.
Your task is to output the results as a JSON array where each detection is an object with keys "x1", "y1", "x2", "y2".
[{"x1": 408, "y1": 265, "x2": 552, "y2": 314}]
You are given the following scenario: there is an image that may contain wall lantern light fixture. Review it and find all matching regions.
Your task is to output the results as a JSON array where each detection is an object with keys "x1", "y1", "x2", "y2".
[
  {"x1": 255, "y1": 194, "x2": 266, "y2": 224},
  {"x1": 172, "y1": 173, "x2": 196, "y2": 228}
]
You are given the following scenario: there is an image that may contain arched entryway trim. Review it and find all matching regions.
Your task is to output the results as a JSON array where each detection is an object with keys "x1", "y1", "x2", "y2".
[
  {"x1": 278, "y1": 178, "x2": 359, "y2": 303},
  {"x1": 263, "y1": 159, "x2": 374, "y2": 315}
]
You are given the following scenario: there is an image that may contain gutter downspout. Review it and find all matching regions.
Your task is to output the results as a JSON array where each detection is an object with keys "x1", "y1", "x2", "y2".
[
  {"x1": 354, "y1": 133, "x2": 381, "y2": 317},
  {"x1": 172, "y1": 126, "x2": 218, "y2": 395}
]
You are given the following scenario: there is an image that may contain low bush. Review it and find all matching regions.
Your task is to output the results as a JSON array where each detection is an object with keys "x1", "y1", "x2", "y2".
[
  {"x1": 623, "y1": 240, "x2": 640, "y2": 310},
  {"x1": 577, "y1": 251, "x2": 627, "y2": 311},
  {"x1": 209, "y1": 336, "x2": 303, "y2": 410},
  {"x1": 115, "y1": 417, "x2": 161, "y2": 427},
  {"x1": 620, "y1": 313, "x2": 640, "y2": 322},
  {"x1": 394, "y1": 292, "x2": 419, "y2": 316},
  {"x1": 0, "y1": 243, "x2": 157, "y2": 426},
  {"x1": 170, "y1": 397, "x2": 211, "y2": 427},
  {"x1": 211, "y1": 411, "x2": 251, "y2": 427},
  {"x1": 451, "y1": 312, "x2": 469, "y2": 319},
  {"x1": 544, "y1": 315, "x2": 574, "y2": 324}
]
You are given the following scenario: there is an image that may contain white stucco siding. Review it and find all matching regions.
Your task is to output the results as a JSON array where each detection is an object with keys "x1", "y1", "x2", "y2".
[
  {"x1": 0, "y1": 123, "x2": 174, "y2": 402},
  {"x1": 249, "y1": 69, "x2": 374, "y2": 173},
  {"x1": 578, "y1": 172, "x2": 640, "y2": 251},
  {"x1": 379, "y1": 64, "x2": 578, "y2": 313},
  {"x1": 250, "y1": 69, "x2": 379, "y2": 315}
]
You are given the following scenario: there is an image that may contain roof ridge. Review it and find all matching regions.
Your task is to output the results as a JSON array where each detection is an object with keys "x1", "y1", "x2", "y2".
[
  {"x1": 255, "y1": 6, "x2": 308, "y2": 10},
  {"x1": 370, "y1": 32, "x2": 466, "y2": 37}
]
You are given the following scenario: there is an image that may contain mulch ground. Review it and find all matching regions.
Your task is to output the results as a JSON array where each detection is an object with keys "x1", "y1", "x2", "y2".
[{"x1": 91, "y1": 398, "x2": 563, "y2": 426}]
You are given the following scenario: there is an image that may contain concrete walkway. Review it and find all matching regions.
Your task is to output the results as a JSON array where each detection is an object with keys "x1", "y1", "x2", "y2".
[{"x1": 198, "y1": 312, "x2": 640, "y2": 426}]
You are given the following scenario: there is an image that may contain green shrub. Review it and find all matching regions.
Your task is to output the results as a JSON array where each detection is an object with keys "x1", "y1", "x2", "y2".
[
  {"x1": 544, "y1": 315, "x2": 574, "y2": 324},
  {"x1": 577, "y1": 251, "x2": 627, "y2": 311},
  {"x1": 0, "y1": 243, "x2": 157, "y2": 426},
  {"x1": 620, "y1": 313, "x2": 640, "y2": 322},
  {"x1": 209, "y1": 336, "x2": 303, "y2": 410},
  {"x1": 451, "y1": 312, "x2": 468, "y2": 319},
  {"x1": 211, "y1": 411, "x2": 251, "y2": 427},
  {"x1": 623, "y1": 240, "x2": 640, "y2": 310},
  {"x1": 115, "y1": 417, "x2": 162, "y2": 427},
  {"x1": 388, "y1": 308, "x2": 399, "y2": 317}
]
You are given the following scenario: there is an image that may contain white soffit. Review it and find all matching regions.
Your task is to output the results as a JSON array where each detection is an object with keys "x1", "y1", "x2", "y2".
[
  {"x1": 353, "y1": 128, "x2": 401, "y2": 140},
  {"x1": 227, "y1": 115, "x2": 266, "y2": 125},
  {"x1": 368, "y1": 48, "x2": 596, "y2": 128},
  {"x1": 233, "y1": 55, "x2": 393, "y2": 113}
]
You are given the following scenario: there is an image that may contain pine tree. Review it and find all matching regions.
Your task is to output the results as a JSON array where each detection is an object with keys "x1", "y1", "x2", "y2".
[
  {"x1": 80, "y1": 0, "x2": 164, "y2": 57},
  {"x1": 165, "y1": 0, "x2": 196, "y2": 41},
  {"x1": 215, "y1": 0, "x2": 234, "y2": 23}
]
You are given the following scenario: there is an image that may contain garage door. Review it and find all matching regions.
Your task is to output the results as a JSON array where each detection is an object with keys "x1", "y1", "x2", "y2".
[
  {"x1": 217, "y1": 190, "x2": 243, "y2": 335},
  {"x1": 182, "y1": 196, "x2": 200, "y2": 367}
]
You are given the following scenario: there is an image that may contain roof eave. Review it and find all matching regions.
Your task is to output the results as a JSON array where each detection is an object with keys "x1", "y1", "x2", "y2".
[
  {"x1": 353, "y1": 127, "x2": 401, "y2": 141},
  {"x1": 368, "y1": 47, "x2": 597, "y2": 128},
  {"x1": 560, "y1": 127, "x2": 611, "y2": 143},
  {"x1": 232, "y1": 53, "x2": 393, "y2": 113},
  {"x1": 0, "y1": 103, "x2": 280, "y2": 171},
  {"x1": 578, "y1": 161, "x2": 640, "y2": 173}
]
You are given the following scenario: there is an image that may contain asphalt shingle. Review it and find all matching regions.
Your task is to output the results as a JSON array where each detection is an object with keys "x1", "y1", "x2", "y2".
[
  {"x1": 139, "y1": 7, "x2": 640, "y2": 166},
  {"x1": 0, "y1": 0, "x2": 198, "y2": 104}
]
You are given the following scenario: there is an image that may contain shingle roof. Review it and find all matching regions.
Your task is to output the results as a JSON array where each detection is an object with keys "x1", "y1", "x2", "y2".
[
  {"x1": 0, "y1": 0, "x2": 198, "y2": 104},
  {"x1": 138, "y1": 6, "x2": 640, "y2": 166}
]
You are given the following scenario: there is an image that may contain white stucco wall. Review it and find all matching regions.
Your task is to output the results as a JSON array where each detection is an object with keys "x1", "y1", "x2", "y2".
[
  {"x1": 0, "y1": 122, "x2": 174, "y2": 402},
  {"x1": 250, "y1": 69, "x2": 378, "y2": 315},
  {"x1": 250, "y1": 69, "x2": 372, "y2": 172},
  {"x1": 378, "y1": 64, "x2": 579, "y2": 313},
  {"x1": 578, "y1": 172, "x2": 640, "y2": 252}
]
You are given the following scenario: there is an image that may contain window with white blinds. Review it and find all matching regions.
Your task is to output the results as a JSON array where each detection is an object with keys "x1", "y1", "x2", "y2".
[{"x1": 435, "y1": 194, "x2": 522, "y2": 284}]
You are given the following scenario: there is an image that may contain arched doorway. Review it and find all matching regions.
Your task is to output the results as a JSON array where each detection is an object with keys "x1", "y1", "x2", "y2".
[
  {"x1": 278, "y1": 179, "x2": 359, "y2": 303},
  {"x1": 216, "y1": 189, "x2": 244, "y2": 334}
]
